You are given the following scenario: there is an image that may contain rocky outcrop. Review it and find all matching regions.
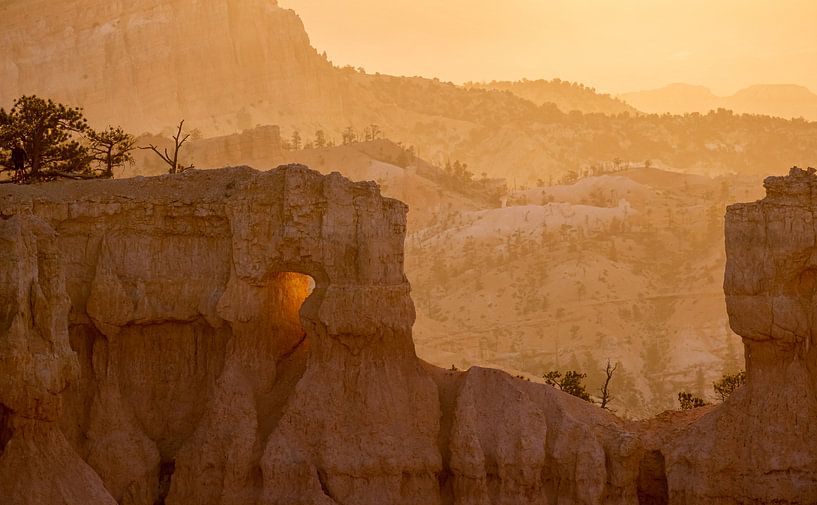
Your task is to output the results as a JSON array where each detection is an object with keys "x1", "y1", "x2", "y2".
[
  {"x1": 0, "y1": 165, "x2": 814, "y2": 504},
  {"x1": 640, "y1": 166, "x2": 817, "y2": 504},
  {"x1": 711, "y1": 166, "x2": 817, "y2": 501}
]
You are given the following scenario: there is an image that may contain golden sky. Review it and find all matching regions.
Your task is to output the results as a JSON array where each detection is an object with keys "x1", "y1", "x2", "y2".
[{"x1": 280, "y1": 0, "x2": 817, "y2": 95}]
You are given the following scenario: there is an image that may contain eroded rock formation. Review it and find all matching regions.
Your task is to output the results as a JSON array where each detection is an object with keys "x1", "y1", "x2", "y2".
[
  {"x1": 0, "y1": 0, "x2": 343, "y2": 135},
  {"x1": 0, "y1": 165, "x2": 814, "y2": 504}
]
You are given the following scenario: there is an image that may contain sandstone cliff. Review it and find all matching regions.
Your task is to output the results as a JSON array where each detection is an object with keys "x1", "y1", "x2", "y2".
[
  {"x1": 0, "y1": 165, "x2": 814, "y2": 504},
  {"x1": 0, "y1": 0, "x2": 343, "y2": 134}
]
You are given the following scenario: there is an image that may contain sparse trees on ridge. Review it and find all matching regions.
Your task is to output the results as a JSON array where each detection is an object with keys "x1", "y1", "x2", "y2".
[
  {"x1": 544, "y1": 359, "x2": 619, "y2": 409},
  {"x1": 544, "y1": 370, "x2": 593, "y2": 402},
  {"x1": 713, "y1": 370, "x2": 746, "y2": 402},
  {"x1": 364, "y1": 124, "x2": 382, "y2": 141},
  {"x1": 678, "y1": 370, "x2": 747, "y2": 410},
  {"x1": 342, "y1": 126, "x2": 357, "y2": 145},
  {"x1": 541, "y1": 361, "x2": 748, "y2": 412},
  {"x1": 314, "y1": 129, "x2": 327, "y2": 148},
  {"x1": 678, "y1": 391, "x2": 707, "y2": 410},
  {"x1": 291, "y1": 129, "x2": 302, "y2": 150}
]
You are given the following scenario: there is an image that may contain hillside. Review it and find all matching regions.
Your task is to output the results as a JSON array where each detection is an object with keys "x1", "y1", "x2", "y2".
[
  {"x1": 2, "y1": 0, "x2": 817, "y2": 186},
  {"x1": 407, "y1": 167, "x2": 764, "y2": 416},
  {"x1": 468, "y1": 79, "x2": 638, "y2": 114},
  {"x1": 620, "y1": 83, "x2": 817, "y2": 120}
]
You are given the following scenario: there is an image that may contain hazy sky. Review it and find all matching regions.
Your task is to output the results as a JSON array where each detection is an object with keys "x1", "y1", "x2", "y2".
[{"x1": 280, "y1": 0, "x2": 817, "y2": 95}]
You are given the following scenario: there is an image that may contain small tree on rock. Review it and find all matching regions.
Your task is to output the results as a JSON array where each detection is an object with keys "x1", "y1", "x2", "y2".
[
  {"x1": 713, "y1": 370, "x2": 746, "y2": 402},
  {"x1": 599, "y1": 359, "x2": 618, "y2": 410},
  {"x1": 678, "y1": 391, "x2": 707, "y2": 410},
  {"x1": 544, "y1": 370, "x2": 592, "y2": 402},
  {"x1": 141, "y1": 120, "x2": 194, "y2": 174},
  {"x1": 87, "y1": 126, "x2": 136, "y2": 178},
  {"x1": 0, "y1": 95, "x2": 91, "y2": 182},
  {"x1": 677, "y1": 370, "x2": 746, "y2": 410}
]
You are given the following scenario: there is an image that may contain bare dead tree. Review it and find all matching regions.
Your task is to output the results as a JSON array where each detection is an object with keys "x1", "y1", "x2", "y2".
[
  {"x1": 599, "y1": 359, "x2": 618, "y2": 410},
  {"x1": 140, "y1": 120, "x2": 194, "y2": 174}
]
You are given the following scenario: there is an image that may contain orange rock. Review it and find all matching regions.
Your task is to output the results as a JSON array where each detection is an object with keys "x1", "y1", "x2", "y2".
[{"x1": 0, "y1": 165, "x2": 814, "y2": 504}]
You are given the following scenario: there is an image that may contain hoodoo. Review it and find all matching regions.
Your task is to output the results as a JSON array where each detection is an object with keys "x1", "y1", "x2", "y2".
[{"x1": 0, "y1": 165, "x2": 814, "y2": 504}]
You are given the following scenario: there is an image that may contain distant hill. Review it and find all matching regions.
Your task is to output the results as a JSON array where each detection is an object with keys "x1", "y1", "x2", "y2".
[
  {"x1": 2, "y1": 0, "x2": 817, "y2": 185},
  {"x1": 407, "y1": 166, "x2": 764, "y2": 416},
  {"x1": 620, "y1": 83, "x2": 817, "y2": 120},
  {"x1": 468, "y1": 79, "x2": 638, "y2": 115}
]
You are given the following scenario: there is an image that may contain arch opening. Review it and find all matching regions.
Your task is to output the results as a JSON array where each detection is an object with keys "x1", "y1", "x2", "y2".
[
  {"x1": 254, "y1": 270, "x2": 321, "y2": 441},
  {"x1": 263, "y1": 271, "x2": 316, "y2": 356}
]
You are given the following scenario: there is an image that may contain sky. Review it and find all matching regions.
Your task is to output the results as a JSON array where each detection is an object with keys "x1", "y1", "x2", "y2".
[{"x1": 279, "y1": 0, "x2": 817, "y2": 95}]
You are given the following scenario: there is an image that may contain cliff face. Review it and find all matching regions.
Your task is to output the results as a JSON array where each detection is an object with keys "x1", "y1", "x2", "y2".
[
  {"x1": 714, "y1": 166, "x2": 817, "y2": 501},
  {"x1": 0, "y1": 0, "x2": 343, "y2": 134},
  {"x1": 640, "y1": 166, "x2": 817, "y2": 504},
  {"x1": 0, "y1": 166, "x2": 814, "y2": 504}
]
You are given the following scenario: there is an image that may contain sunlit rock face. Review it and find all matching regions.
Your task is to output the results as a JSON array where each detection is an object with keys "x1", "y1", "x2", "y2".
[
  {"x1": 0, "y1": 165, "x2": 814, "y2": 504},
  {"x1": 0, "y1": 166, "x2": 435, "y2": 505},
  {"x1": 660, "y1": 166, "x2": 817, "y2": 504},
  {"x1": 0, "y1": 0, "x2": 342, "y2": 134}
]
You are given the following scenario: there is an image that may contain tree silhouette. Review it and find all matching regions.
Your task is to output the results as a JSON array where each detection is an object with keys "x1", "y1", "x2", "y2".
[
  {"x1": 713, "y1": 370, "x2": 746, "y2": 401},
  {"x1": 314, "y1": 130, "x2": 327, "y2": 148},
  {"x1": 678, "y1": 391, "x2": 707, "y2": 410},
  {"x1": 291, "y1": 130, "x2": 302, "y2": 150},
  {"x1": 364, "y1": 124, "x2": 382, "y2": 141},
  {"x1": 141, "y1": 120, "x2": 194, "y2": 174},
  {"x1": 0, "y1": 95, "x2": 94, "y2": 182},
  {"x1": 342, "y1": 126, "x2": 357, "y2": 145},
  {"x1": 599, "y1": 359, "x2": 618, "y2": 410},
  {"x1": 86, "y1": 126, "x2": 136, "y2": 178},
  {"x1": 544, "y1": 370, "x2": 592, "y2": 402},
  {"x1": 677, "y1": 370, "x2": 746, "y2": 410}
]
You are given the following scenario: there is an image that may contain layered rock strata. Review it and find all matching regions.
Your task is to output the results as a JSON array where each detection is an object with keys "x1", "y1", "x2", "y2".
[
  {"x1": 0, "y1": 0, "x2": 343, "y2": 135},
  {"x1": 0, "y1": 165, "x2": 814, "y2": 504}
]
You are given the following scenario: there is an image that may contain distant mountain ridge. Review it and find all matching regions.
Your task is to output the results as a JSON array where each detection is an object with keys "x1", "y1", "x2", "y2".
[
  {"x1": 467, "y1": 79, "x2": 637, "y2": 115},
  {"x1": 620, "y1": 83, "x2": 817, "y2": 120}
]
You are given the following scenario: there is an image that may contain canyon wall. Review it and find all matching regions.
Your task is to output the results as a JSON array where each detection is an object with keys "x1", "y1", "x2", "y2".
[
  {"x1": 0, "y1": 0, "x2": 343, "y2": 135},
  {"x1": 0, "y1": 165, "x2": 814, "y2": 504}
]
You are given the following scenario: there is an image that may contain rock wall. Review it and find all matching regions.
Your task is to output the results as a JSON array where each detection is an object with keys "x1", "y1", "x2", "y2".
[
  {"x1": 0, "y1": 0, "x2": 344, "y2": 135},
  {"x1": 640, "y1": 166, "x2": 817, "y2": 504},
  {"x1": 0, "y1": 165, "x2": 814, "y2": 504}
]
